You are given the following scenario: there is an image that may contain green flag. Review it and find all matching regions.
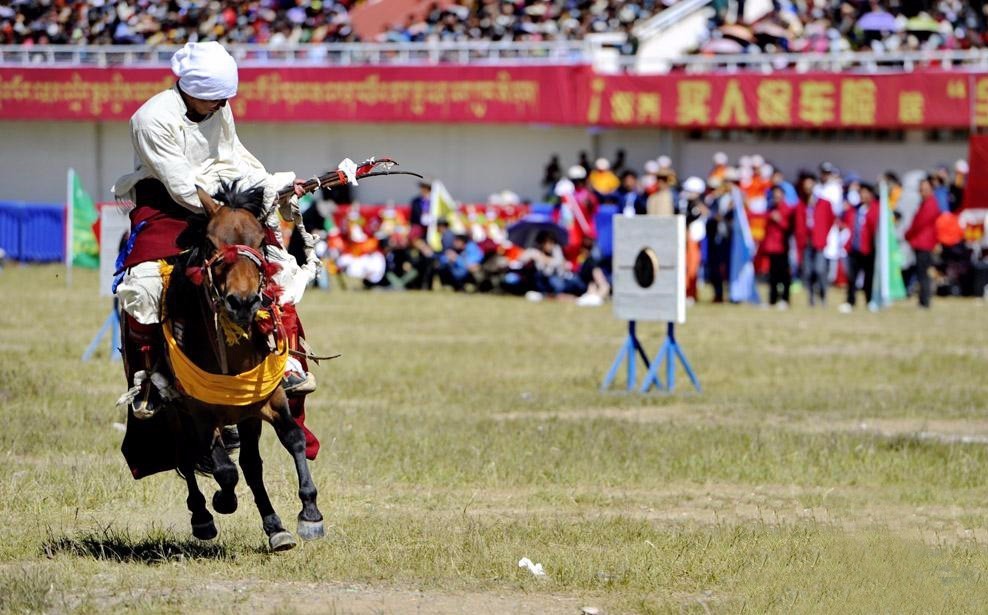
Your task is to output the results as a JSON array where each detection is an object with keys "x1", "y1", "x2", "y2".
[
  {"x1": 70, "y1": 170, "x2": 99, "y2": 269},
  {"x1": 872, "y1": 181, "x2": 907, "y2": 307},
  {"x1": 885, "y1": 211, "x2": 907, "y2": 300}
]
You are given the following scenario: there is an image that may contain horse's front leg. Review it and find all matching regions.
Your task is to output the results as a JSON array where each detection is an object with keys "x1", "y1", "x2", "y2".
[
  {"x1": 210, "y1": 437, "x2": 239, "y2": 515},
  {"x1": 267, "y1": 389, "x2": 324, "y2": 541},
  {"x1": 178, "y1": 414, "x2": 217, "y2": 540},
  {"x1": 238, "y1": 417, "x2": 296, "y2": 552}
]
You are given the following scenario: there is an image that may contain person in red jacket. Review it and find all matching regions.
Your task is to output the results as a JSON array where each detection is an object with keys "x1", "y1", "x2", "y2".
[
  {"x1": 838, "y1": 183, "x2": 880, "y2": 311},
  {"x1": 794, "y1": 174, "x2": 838, "y2": 306},
  {"x1": 906, "y1": 177, "x2": 941, "y2": 309},
  {"x1": 763, "y1": 185, "x2": 793, "y2": 308}
]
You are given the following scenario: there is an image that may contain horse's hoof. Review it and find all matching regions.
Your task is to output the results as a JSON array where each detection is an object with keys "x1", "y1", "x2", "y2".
[
  {"x1": 268, "y1": 531, "x2": 296, "y2": 552},
  {"x1": 192, "y1": 520, "x2": 218, "y2": 541},
  {"x1": 212, "y1": 490, "x2": 238, "y2": 515},
  {"x1": 297, "y1": 519, "x2": 325, "y2": 541}
]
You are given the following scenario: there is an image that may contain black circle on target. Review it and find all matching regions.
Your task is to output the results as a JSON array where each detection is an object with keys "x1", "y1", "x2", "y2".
[{"x1": 633, "y1": 248, "x2": 659, "y2": 288}]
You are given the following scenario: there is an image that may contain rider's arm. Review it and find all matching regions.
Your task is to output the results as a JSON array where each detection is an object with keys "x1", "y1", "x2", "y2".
[{"x1": 132, "y1": 123, "x2": 203, "y2": 211}]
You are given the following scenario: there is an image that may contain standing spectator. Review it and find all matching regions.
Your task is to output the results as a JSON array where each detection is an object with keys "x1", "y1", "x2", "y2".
[
  {"x1": 708, "y1": 152, "x2": 729, "y2": 184},
  {"x1": 932, "y1": 167, "x2": 952, "y2": 213},
  {"x1": 905, "y1": 177, "x2": 941, "y2": 309},
  {"x1": 646, "y1": 170, "x2": 676, "y2": 216},
  {"x1": 679, "y1": 176, "x2": 707, "y2": 302},
  {"x1": 616, "y1": 170, "x2": 646, "y2": 216},
  {"x1": 950, "y1": 160, "x2": 968, "y2": 212},
  {"x1": 794, "y1": 173, "x2": 836, "y2": 306},
  {"x1": 541, "y1": 154, "x2": 561, "y2": 201},
  {"x1": 589, "y1": 158, "x2": 620, "y2": 201},
  {"x1": 409, "y1": 179, "x2": 432, "y2": 237},
  {"x1": 704, "y1": 174, "x2": 736, "y2": 303},
  {"x1": 838, "y1": 183, "x2": 880, "y2": 312},
  {"x1": 763, "y1": 185, "x2": 793, "y2": 308}
]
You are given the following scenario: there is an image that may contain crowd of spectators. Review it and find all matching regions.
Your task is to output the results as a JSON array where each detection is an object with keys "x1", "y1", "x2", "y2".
[
  {"x1": 0, "y1": 0, "x2": 358, "y2": 46},
  {"x1": 4, "y1": 0, "x2": 985, "y2": 58},
  {"x1": 379, "y1": 0, "x2": 669, "y2": 44},
  {"x1": 290, "y1": 148, "x2": 985, "y2": 311},
  {"x1": 0, "y1": 0, "x2": 667, "y2": 46},
  {"x1": 703, "y1": 1, "x2": 988, "y2": 56}
]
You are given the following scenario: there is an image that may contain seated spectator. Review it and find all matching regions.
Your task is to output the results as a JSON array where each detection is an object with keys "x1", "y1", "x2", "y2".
[
  {"x1": 437, "y1": 233, "x2": 483, "y2": 291},
  {"x1": 520, "y1": 230, "x2": 586, "y2": 301}
]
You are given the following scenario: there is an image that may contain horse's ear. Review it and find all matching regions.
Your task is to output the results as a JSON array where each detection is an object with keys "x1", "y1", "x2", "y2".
[{"x1": 196, "y1": 185, "x2": 221, "y2": 217}]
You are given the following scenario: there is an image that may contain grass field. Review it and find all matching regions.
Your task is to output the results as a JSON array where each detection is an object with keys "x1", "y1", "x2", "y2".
[{"x1": 1, "y1": 264, "x2": 988, "y2": 614}]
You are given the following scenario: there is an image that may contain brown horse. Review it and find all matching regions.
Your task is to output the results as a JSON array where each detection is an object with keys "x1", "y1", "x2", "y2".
[{"x1": 147, "y1": 180, "x2": 323, "y2": 551}]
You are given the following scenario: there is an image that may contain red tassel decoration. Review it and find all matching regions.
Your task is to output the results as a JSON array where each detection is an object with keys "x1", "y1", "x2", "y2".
[
  {"x1": 265, "y1": 283, "x2": 284, "y2": 303},
  {"x1": 186, "y1": 266, "x2": 205, "y2": 286},
  {"x1": 255, "y1": 314, "x2": 275, "y2": 336},
  {"x1": 263, "y1": 260, "x2": 282, "y2": 279},
  {"x1": 222, "y1": 245, "x2": 239, "y2": 264}
]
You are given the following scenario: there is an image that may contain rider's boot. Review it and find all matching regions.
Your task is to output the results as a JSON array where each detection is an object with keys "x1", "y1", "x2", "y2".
[
  {"x1": 282, "y1": 356, "x2": 317, "y2": 397},
  {"x1": 117, "y1": 314, "x2": 178, "y2": 419}
]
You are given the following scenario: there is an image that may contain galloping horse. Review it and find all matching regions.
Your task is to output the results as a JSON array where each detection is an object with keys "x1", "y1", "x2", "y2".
[
  {"x1": 140, "y1": 180, "x2": 322, "y2": 551},
  {"x1": 120, "y1": 158, "x2": 420, "y2": 551}
]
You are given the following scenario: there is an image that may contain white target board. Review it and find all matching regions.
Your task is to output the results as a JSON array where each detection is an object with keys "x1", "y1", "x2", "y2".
[
  {"x1": 612, "y1": 215, "x2": 685, "y2": 323},
  {"x1": 98, "y1": 205, "x2": 131, "y2": 297}
]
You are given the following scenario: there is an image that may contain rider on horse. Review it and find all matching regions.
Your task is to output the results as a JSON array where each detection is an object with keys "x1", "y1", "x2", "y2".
[{"x1": 113, "y1": 42, "x2": 318, "y2": 430}]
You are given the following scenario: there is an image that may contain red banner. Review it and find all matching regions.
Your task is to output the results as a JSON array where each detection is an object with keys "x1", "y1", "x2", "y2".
[
  {"x1": 1, "y1": 65, "x2": 987, "y2": 129},
  {"x1": 586, "y1": 71, "x2": 984, "y2": 129},
  {"x1": 0, "y1": 65, "x2": 582, "y2": 124}
]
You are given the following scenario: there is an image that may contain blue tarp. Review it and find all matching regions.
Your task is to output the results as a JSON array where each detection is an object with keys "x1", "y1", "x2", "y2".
[{"x1": 0, "y1": 201, "x2": 65, "y2": 262}]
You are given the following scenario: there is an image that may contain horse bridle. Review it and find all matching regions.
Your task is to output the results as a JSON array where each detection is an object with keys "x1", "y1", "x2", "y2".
[{"x1": 198, "y1": 243, "x2": 270, "y2": 314}]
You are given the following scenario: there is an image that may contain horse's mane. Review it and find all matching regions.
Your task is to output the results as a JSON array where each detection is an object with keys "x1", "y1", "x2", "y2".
[
  {"x1": 213, "y1": 179, "x2": 267, "y2": 218},
  {"x1": 166, "y1": 179, "x2": 268, "y2": 324}
]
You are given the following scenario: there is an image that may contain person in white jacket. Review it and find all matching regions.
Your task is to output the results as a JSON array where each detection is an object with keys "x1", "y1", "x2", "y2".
[{"x1": 113, "y1": 41, "x2": 317, "y2": 417}]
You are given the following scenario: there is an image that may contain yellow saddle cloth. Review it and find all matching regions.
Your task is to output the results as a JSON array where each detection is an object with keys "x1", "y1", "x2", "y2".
[{"x1": 159, "y1": 261, "x2": 288, "y2": 407}]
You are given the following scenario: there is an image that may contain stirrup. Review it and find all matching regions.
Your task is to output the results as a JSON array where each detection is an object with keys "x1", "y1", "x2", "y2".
[
  {"x1": 116, "y1": 370, "x2": 157, "y2": 419},
  {"x1": 116, "y1": 370, "x2": 179, "y2": 420},
  {"x1": 283, "y1": 371, "x2": 317, "y2": 397}
]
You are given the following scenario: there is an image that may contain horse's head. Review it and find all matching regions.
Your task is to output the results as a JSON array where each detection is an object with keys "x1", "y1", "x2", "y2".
[{"x1": 196, "y1": 180, "x2": 272, "y2": 325}]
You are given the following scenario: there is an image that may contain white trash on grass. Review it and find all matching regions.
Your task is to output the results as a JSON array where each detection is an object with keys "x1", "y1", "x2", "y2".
[{"x1": 518, "y1": 557, "x2": 547, "y2": 577}]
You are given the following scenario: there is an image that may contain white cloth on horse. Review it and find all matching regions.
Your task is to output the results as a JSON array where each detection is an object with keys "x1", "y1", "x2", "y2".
[
  {"x1": 113, "y1": 86, "x2": 292, "y2": 212},
  {"x1": 170, "y1": 42, "x2": 239, "y2": 101}
]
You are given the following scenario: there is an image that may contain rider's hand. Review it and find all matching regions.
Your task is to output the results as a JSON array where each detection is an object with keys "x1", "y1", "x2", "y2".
[{"x1": 293, "y1": 179, "x2": 307, "y2": 198}]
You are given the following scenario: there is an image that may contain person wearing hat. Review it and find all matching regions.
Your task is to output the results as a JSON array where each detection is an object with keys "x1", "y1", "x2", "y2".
[
  {"x1": 558, "y1": 165, "x2": 599, "y2": 259},
  {"x1": 113, "y1": 42, "x2": 319, "y2": 425},
  {"x1": 708, "y1": 151, "x2": 729, "y2": 185},
  {"x1": 679, "y1": 176, "x2": 708, "y2": 302},
  {"x1": 589, "y1": 157, "x2": 620, "y2": 200},
  {"x1": 951, "y1": 159, "x2": 968, "y2": 211}
]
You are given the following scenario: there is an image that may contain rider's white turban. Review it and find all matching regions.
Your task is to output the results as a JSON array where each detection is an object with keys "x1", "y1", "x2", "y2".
[{"x1": 171, "y1": 42, "x2": 238, "y2": 100}]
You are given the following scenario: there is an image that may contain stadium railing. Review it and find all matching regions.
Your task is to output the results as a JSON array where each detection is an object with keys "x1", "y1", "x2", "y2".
[
  {"x1": 0, "y1": 42, "x2": 589, "y2": 67},
  {"x1": 1, "y1": 44, "x2": 986, "y2": 74}
]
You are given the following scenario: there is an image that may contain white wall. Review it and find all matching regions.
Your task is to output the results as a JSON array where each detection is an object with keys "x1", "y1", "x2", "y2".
[
  {"x1": 0, "y1": 120, "x2": 592, "y2": 205},
  {"x1": 0, "y1": 120, "x2": 967, "y2": 205}
]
